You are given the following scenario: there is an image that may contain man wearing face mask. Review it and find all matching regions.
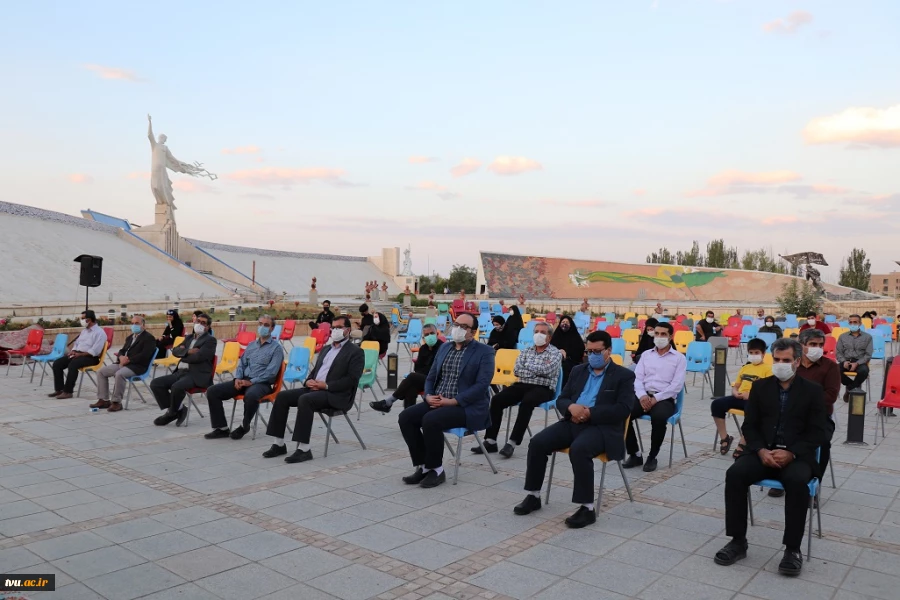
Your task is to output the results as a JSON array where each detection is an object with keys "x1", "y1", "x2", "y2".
[
  {"x1": 513, "y1": 331, "x2": 635, "y2": 527},
  {"x1": 715, "y1": 338, "x2": 829, "y2": 577},
  {"x1": 50, "y1": 310, "x2": 107, "y2": 399},
  {"x1": 309, "y1": 300, "x2": 334, "y2": 331},
  {"x1": 836, "y1": 314, "x2": 873, "y2": 401},
  {"x1": 623, "y1": 322, "x2": 686, "y2": 472},
  {"x1": 262, "y1": 316, "x2": 364, "y2": 463},
  {"x1": 91, "y1": 315, "x2": 156, "y2": 412},
  {"x1": 758, "y1": 317, "x2": 784, "y2": 339},
  {"x1": 477, "y1": 322, "x2": 562, "y2": 458},
  {"x1": 203, "y1": 315, "x2": 284, "y2": 440},
  {"x1": 359, "y1": 303, "x2": 390, "y2": 355},
  {"x1": 150, "y1": 313, "x2": 217, "y2": 426},
  {"x1": 799, "y1": 311, "x2": 831, "y2": 335},
  {"x1": 696, "y1": 311, "x2": 722, "y2": 342},
  {"x1": 398, "y1": 312, "x2": 494, "y2": 488},
  {"x1": 370, "y1": 324, "x2": 444, "y2": 413}
]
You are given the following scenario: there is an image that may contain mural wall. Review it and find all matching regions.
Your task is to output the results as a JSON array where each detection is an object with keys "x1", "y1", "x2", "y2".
[{"x1": 479, "y1": 252, "x2": 855, "y2": 302}]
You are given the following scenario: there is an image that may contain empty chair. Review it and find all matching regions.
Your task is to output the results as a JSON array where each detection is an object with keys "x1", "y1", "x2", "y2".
[
  {"x1": 606, "y1": 325, "x2": 621, "y2": 338},
  {"x1": 623, "y1": 328, "x2": 641, "y2": 352},
  {"x1": 685, "y1": 341, "x2": 713, "y2": 398},
  {"x1": 673, "y1": 330, "x2": 693, "y2": 354},
  {"x1": 215, "y1": 342, "x2": 241, "y2": 381},
  {"x1": 279, "y1": 319, "x2": 297, "y2": 348},
  {"x1": 283, "y1": 347, "x2": 312, "y2": 389},
  {"x1": 29, "y1": 333, "x2": 68, "y2": 385},
  {"x1": 6, "y1": 328, "x2": 45, "y2": 376},
  {"x1": 741, "y1": 325, "x2": 759, "y2": 344},
  {"x1": 611, "y1": 338, "x2": 626, "y2": 361},
  {"x1": 755, "y1": 332, "x2": 777, "y2": 351}
]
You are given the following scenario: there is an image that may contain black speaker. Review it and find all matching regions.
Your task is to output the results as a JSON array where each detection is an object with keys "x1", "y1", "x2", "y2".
[{"x1": 74, "y1": 254, "x2": 103, "y2": 287}]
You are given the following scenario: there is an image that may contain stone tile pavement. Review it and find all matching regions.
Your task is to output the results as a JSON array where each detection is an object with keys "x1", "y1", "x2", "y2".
[{"x1": 0, "y1": 339, "x2": 899, "y2": 599}]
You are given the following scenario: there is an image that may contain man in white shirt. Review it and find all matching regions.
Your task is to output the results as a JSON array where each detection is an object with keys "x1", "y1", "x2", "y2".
[
  {"x1": 50, "y1": 310, "x2": 107, "y2": 399},
  {"x1": 623, "y1": 321, "x2": 686, "y2": 472}
]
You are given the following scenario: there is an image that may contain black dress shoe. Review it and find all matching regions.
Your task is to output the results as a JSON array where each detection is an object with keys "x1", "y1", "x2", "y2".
[
  {"x1": 402, "y1": 467, "x2": 427, "y2": 485},
  {"x1": 369, "y1": 400, "x2": 393, "y2": 414},
  {"x1": 420, "y1": 470, "x2": 446, "y2": 488},
  {"x1": 622, "y1": 455, "x2": 644, "y2": 469},
  {"x1": 471, "y1": 441, "x2": 498, "y2": 455},
  {"x1": 285, "y1": 449, "x2": 313, "y2": 464},
  {"x1": 154, "y1": 411, "x2": 178, "y2": 426},
  {"x1": 230, "y1": 425, "x2": 249, "y2": 440},
  {"x1": 768, "y1": 488, "x2": 785, "y2": 498},
  {"x1": 262, "y1": 444, "x2": 288, "y2": 458},
  {"x1": 48, "y1": 391, "x2": 62, "y2": 397},
  {"x1": 565, "y1": 506, "x2": 597, "y2": 528},
  {"x1": 499, "y1": 443, "x2": 516, "y2": 458},
  {"x1": 778, "y1": 548, "x2": 803, "y2": 576},
  {"x1": 713, "y1": 539, "x2": 748, "y2": 566},
  {"x1": 204, "y1": 428, "x2": 231, "y2": 439},
  {"x1": 175, "y1": 406, "x2": 188, "y2": 427},
  {"x1": 514, "y1": 495, "x2": 542, "y2": 515},
  {"x1": 642, "y1": 457, "x2": 658, "y2": 472}
]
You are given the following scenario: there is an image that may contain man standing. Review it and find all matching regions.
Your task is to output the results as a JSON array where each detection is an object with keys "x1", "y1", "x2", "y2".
[
  {"x1": 204, "y1": 315, "x2": 284, "y2": 440},
  {"x1": 262, "y1": 316, "x2": 364, "y2": 463},
  {"x1": 370, "y1": 324, "x2": 443, "y2": 413},
  {"x1": 309, "y1": 300, "x2": 334, "y2": 330},
  {"x1": 90, "y1": 315, "x2": 156, "y2": 412},
  {"x1": 150, "y1": 313, "x2": 217, "y2": 426},
  {"x1": 799, "y1": 311, "x2": 831, "y2": 335},
  {"x1": 398, "y1": 313, "x2": 494, "y2": 488},
  {"x1": 714, "y1": 338, "x2": 829, "y2": 577},
  {"x1": 512, "y1": 331, "x2": 634, "y2": 528},
  {"x1": 836, "y1": 314, "x2": 873, "y2": 401},
  {"x1": 50, "y1": 310, "x2": 107, "y2": 399},
  {"x1": 477, "y1": 322, "x2": 561, "y2": 458},
  {"x1": 623, "y1": 322, "x2": 686, "y2": 472},
  {"x1": 696, "y1": 310, "x2": 721, "y2": 342}
]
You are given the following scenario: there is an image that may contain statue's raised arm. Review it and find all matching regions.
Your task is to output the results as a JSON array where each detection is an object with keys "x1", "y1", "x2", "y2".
[{"x1": 147, "y1": 114, "x2": 156, "y2": 147}]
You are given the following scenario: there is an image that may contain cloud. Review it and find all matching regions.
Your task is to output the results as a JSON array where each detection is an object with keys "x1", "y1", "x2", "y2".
[
  {"x1": 633, "y1": 189, "x2": 647, "y2": 196},
  {"x1": 803, "y1": 105, "x2": 900, "y2": 148},
  {"x1": 408, "y1": 155, "x2": 439, "y2": 164},
  {"x1": 488, "y1": 156, "x2": 543, "y2": 176},
  {"x1": 763, "y1": 11, "x2": 813, "y2": 34},
  {"x1": 222, "y1": 145, "x2": 262, "y2": 155},
  {"x1": 173, "y1": 180, "x2": 218, "y2": 194},
  {"x1": 406, "y1": 181, "x2": 447, "y2": 191},
  {"x1": 127, "y1": 171, "x2": 150, "y2": 180},
  {"x1": 540, "y1": 199, "x2": 607, "y2": 208},
  {"x1": 437, "y1": 192, "x2": 460, "y2": 201},
  {"x1": 224, "y1": 167, "x2": 351, "y2": 187},
  {"x1": 240, "y1": 192, "x2": 276, "y2": 200},
  {"x1": 68, "y1": 173, "x2": 93, "y2": 184},
  {"x1": 686, "y1": 169, "x2": 807, "y2": 197},
  {"x1": 450, "y1": 157, "x2": 482, "y2": 178},
  {"x1": 81, "y1": 64, "x2": 145, "y2": 82}
]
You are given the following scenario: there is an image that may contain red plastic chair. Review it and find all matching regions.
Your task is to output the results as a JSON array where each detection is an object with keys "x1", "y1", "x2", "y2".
[
  {"x1": 727, "y1": 316, "x2": 743, "y2": 327},
  {"x1": 311, "y1": 328, "x2": 329, "y2": 353},
  {"x1": 637, "y1": 319, "x2": 646, "y2": 331},
  {"x1": 102, "y1": 326, "x2": 115, "y2": 364},
  {"x1": 875, "y1": 362, "x2": 900, "y2": 444},
  {"x1": 280, "y1": 320, "x2": 296, "y2": 348},
  {"x1": 318, "y1": 322, "x2": 332, "y2": 336},
  {"x1": 675, "y1": 315, "x2": 687, "y2": 323},
  {"x1": 183, "y1": 356, "x2": 216, "y2": 427},
  {"x1": 236, "y1": 331, "x2": 256, "y2": 356},
  {"x1": 823, "y1": 336, "x2": 837, "y2": 360},
  {"x1": 544, "y1": 312, "x2": 558, "y2": 325},
  {"x1": 723, "y1": 324, "x2": 742, "y2": 348},
  {"x1": 5, "y1": 329, "x2": 44, "y2": 376},
  {"x1": 605, "y1": 326, "x2": 621, "y2": 338},
  {"x1": 231, "y1": 362, "x2": 287, "y2": 440},
  {"x1": 224, "y1": 322, "x2": 248, "y2": 344},
  {"x1": 672, "y1": 322, "x2": 690, "y2": 333}
]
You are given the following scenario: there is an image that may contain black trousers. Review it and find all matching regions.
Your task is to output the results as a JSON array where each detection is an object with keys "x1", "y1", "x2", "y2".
[
  {"x1": 725, "y1": 453, "x2": 813, "y2": 549},
  {"x1": 150, "y1": 371, "x2": 195, "y2": 412},
  {"x1": 525, "y1": 420, "x2": 607, "y2": 504},
  {"x1": 206, "y1": 381, "x2": 272, "y2": 429},
  {"x1": 393, "y1": 372, "x2": 426, "y2": 408},
  {"x1": 266, "y1": 388, "x2": 335, "y2": 444},
  {"x1": 398, "y1": 402, "x2": 467, "y2": 469},
  {"x1": 52, "y1": 354, "x2": 100, "y2": 393},
  {"x1": 625, "y1": 398, "x2": 676, "y2": 459},
  {"x1": 841, "y1": 363, "x2": 869, "y2": 388},
  {"x1": 485, "y1": 383, "x2": 554, "y2": 445}
]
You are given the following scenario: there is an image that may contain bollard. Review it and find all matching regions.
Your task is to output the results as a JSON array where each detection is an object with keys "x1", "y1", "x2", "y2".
[
  {"x1": 709, "y1": 337, "x2": 729, "y2": 398},
  {"x1": 120, "y1": 304, "x2": 127, "y2": 319},
  {"x1": 845, "y1": 388, "x2": 868, "y2": 445},
  {"x1": 387, "y1": 353, "x2": 399, "y2": 390}
]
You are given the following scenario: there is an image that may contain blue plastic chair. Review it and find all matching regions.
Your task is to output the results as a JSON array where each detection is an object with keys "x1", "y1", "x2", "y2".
[
  {"x1": 783, "y1": 316, "x2": 799, "y2": 329},
  {"x1": 397, "y1": 319, "x2": 423, "y2": 355},
  {"x1": 443, "y1": 428, "x2": 498, "y2": 484},
  {"x1": 516, "y1": 328, "x2": 534, "y2": 351},
  {"x1": 436, "y1": 314, "x2": 448, "y2": 332},
  {"x1": 270, "y1": 324, "x2": 282, "y2": 343},
  {"x1": 537, "y1": 366, "x2": 565, "y2": 429},
  {"x1": 875, "y1": 324, "x2": 893, "y2": 340},
  {"x1": 620, "y1": 321, "x2": 632, "y2": 331},
  {"x1": 479, "y1": 300, "x2": 491, "y2": 314},
  {"x1": 633, "y1": 388, "x2": 687, "y2": 468},
  {"x1": 124, "y1": 348, "x2": 159, "y2": 410},
  {"x1": 604, "y1": 312, "x2": 616, "y2": 323},
  {"x1": 492, "y1": 303, "x2": 502, "y2": 314},
  {"x1": 838, "y1": 320, "x2": 850, "y2": 329},
  {"x1": 611, "y1": 338, "x2": 626, "y2": 361},
  {"x1": 886, "y1": 317, "x2": 895, "y2": 324},
  {"x1": 824, "y1": 315, "x2": 837, "y2": 324},
  {"x1": 28, "y1": 333, "x2": 68, "y2": 385},
  {"x1": 657, "y1": 316, "x2": 669, "y2": 323},
  {"x1": 477, "y1": 313, "x2": 493, "y2": 338},
  {"x1": 283, "y1": 347, "x2": 311, "y2": 389},
  {"x1": 595, "y1": 321, "x2": 609, "y2": 332},
  {"x1": 740, "y1": 325, "x2": 759, "y2": 344},
  {"x1": 685, "y1": 341, "x2": 713, "y2": 398},
  {"x1": 748, "y1": 448, "x2": 822, "y2": 559},
  {"x1": 524, "y1": 320, "x2": 538, "y2": 333},
  {"x1": 871, "y1": 332, "x2": 887, "y2": 367},
  {"x1": 756, "y1": 332, "x2": 777, "y2": 352},
  {"x1": 742, "y1": 315, "x2": 754, "y2": 323}
]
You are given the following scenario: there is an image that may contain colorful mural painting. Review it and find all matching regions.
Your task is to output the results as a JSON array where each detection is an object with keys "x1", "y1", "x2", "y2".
[{"x1": 480, "y1": 252, "x2": 857, "y2": 302}]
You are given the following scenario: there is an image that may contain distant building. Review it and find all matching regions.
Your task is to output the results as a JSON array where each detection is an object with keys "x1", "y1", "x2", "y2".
[{"x1": 869, "y1": 270, "x2": 900, "y2": 297}]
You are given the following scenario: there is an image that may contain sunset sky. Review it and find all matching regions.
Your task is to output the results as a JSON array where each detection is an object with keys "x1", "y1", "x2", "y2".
[{"x1": 2, "y1": 1, "x2": 898, "y2": 281}]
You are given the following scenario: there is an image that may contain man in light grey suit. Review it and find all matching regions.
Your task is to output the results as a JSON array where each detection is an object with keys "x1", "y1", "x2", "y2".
[{"x1": 262, "y1": 316, "x2": 365, "y2": 463}]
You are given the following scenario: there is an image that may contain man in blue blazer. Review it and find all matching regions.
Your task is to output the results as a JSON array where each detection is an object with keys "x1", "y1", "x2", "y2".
[
  {"x1": 514, "y1": 330, "x2": 635, "y2": 528},
  {"x1": 398, "y1": 312, "x2": 495, "y2": 488}
]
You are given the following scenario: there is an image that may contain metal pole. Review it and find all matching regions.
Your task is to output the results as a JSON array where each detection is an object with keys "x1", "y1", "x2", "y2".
[{"x1": 85, "y1": 287, "x2": 89, "y2": 311}]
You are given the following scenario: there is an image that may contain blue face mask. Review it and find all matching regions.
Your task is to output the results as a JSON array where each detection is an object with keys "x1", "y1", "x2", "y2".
[
  {"x1": 258, "y1": 325, "x2": 271, "y2": 337},
  {"x1": 849, "y1": 324, "x2": 860, "y2": 333},
  {"x1": 130, "y1": 324, "x2": 142, "y2": 334},
  {"x1": 588, "y1": 352, "x2": 608, "y2": 370}
]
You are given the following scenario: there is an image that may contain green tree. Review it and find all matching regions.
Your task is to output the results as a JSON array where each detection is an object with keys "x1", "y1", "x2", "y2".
[
  {"x1": 776, "y1": 279, "x2": 820, "y2": 316},
  {"x1": 838, "y1": 248, "x2": 872, "y2": 291},
  {"x1": 447, "y1": 264, "x2": 477, "y2": 294},
  {"x1": 417, "y1": 273, "x2": 448, "y2": 294},
  {"x1": 676, "y1": 241, "x2": 704, "y2": 266},
  {"x1": 705, "y1": 239, "x2": 738, "y2": 269},
  {"x1": 646, "y1": 248, "x2": 675, "y2": 264}
]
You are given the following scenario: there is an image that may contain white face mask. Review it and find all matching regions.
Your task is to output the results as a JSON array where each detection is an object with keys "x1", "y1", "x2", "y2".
[
  {"x1": 706, "y1": 317, "x2": 714, "y2": 323},
  {"x1": 748, "y1": 354, "x2": 763, "y2": 365},
  {"x1": 765, "y1": 322, "x2": 774, "y2": 328},
  {"x1": 330, "y1": 328, "x2": 345, "y2": 343},
  {"x1": 806, "y1": 347, "x2": 824, "y2": 362},
  {"x1": 654, "y1": 337, "x2": 670, "y2": 349},
  {"x1": 772, "y1": 362, "x2": 795, "y2": 381},
  {"x1": 80, "y1": 319, "x2": 88, "y2": 328},
  {"x1": 451, "y1": 326, "x2": 467, "y2": 343},
  {"x1": 533, "y1": 333, "x2": 548, "y2": 347},
  {"x1": 807, "y1": 319, "x2": 816, "y2": 326},
  {"x1": 193, "y1": 324, "x2": 206, "y2": 335},
  {"x1": 373, "y1": 315, "x2": 380, "y2": 325}
]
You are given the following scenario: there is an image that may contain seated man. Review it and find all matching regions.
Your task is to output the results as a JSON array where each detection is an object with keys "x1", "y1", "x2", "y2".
[
  {"x1": 513, "y1": 331, "x2": 634, "y2": 528},
  {"x1": 711, "y1": 338, "x2": 771, "y2": 457},
  {"x1": 50, "y1": 310, "x2": 107, "y2": 399},
  {"x1": 370, "y1": 323, "x2": 443, "y2": 413},
  {"x1": 398, "y1": 312, "x2": 494, "y2": 488},
  {"x1": 695, "y1": 310, "x2": 721, "y2": 342},
  {"x1": 91, "y1": 315, "x2": 156, "y2": 412},
  {"x1": 204, "y1": 314, "x2": 284, "y2": 440},
  {"x1": 476, "y1": 322, "x2": 561, "y2": 458},
  {"x1": 262, "y1": 316, "x2": 364, "y2": 463},
  {"x1": 715, "y1": 338, "x2": 829, "y2": 577},
  {"x1": 623, "y1": 321, "x2": 686, "y2": 472},
  {"x1": 359, "y1": 303, "x2": 390, "y2": 355},
  {"x1": 309, "y1": 300, "x2": 334, "y2": 330},
  {"x1": 836, "y1": 314, "x2": 873, "y2": 401},
  {"x1": 150, "y1": 313, "x2": 217, "y2": 426},
  {"x1": 799, "y1": 311, "x2": 831, "y2": 334}
]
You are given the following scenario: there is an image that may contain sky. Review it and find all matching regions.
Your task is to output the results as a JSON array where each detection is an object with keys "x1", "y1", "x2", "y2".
[{"x1": 2, "y1": 1, "x2": 899, "y2": 283}]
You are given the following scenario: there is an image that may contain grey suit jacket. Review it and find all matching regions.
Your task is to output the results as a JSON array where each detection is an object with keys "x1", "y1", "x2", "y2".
[
  {"x1": 309, "y1": 341, "x2": 365, "y2": 410},
  {"x1": 171, "y1": 333, "x2": 217, "y2": 388}
]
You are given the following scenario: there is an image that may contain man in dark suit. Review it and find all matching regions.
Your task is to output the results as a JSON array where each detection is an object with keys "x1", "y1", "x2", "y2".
[
  {"x1": 150, "y1": 313, "x2": 217, "y2": 427},
  {"x1": 513, "y1": 330, "x2": 635, "y2": 528},
  {"x1": 714, "y1": 338, "x2": 830, "y2": 577},
  {"x1": 262, "y1": 316, "x2": 364, "y2": 463},
  {"x1": 398, "y1": 312, "x2": 494, "y2": 488}
]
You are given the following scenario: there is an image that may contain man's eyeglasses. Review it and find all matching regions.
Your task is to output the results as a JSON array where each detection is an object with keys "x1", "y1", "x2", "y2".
[
  {"x1": 453, "y1": 323, "x2": 473, "y2": 330},
  {"x1": 585, "y1": 349, "x2": 608, "y2": 355}
]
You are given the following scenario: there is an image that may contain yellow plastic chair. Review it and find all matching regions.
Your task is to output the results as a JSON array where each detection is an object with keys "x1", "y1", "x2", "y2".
[
  {"x1": 830, "y1": 327, "x2": 848, "y2": 339},
  {"x1": 783, "y1": 328, "x2": 800, "y2": 338},
  {"x1": 624, "y1": 312, "x2": 636, "y2": 321},
  {"x1": 763, "y1": 353, "x2": 774, "y2": 365},
  {"x1": 623, "y1": 329, "x2": 641, "y2": 352},
  {"x1": 637, "y1": 314, "x2": 648, "y2": 322},
  {"x1": 361, "y1": 340, "x2": 380, "y2": 353},
  {"x1": 673, "y1": 330, "x2": 693, "y2": 354},
  {"x1": 522, "y1": 314, "x2": 532, "y2": 324},
  {"x1": 215, "y1": 342, "x2": 241, "y2": 381},
  {"x1": 492, "y1": 349, "x2": 519, "y2": 387},
  {"x1": 76, "y1": 342, "x2": 109, "y2": 397},
  {"x1": 611, "y1": 354, "x2": 623, "y2": 366},
  {"x1": 719, "y1": 313, "x2": 731, "y2": 322},
  {"x1": 152, "y1": 336, "x2": 185, "y2": 376},
  {"x1": 862, "y1": 318, "x2": 873, "y2": 330}
]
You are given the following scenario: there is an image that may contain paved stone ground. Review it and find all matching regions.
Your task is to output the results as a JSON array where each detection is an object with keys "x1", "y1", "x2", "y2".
[{"x1": 1, "y1": 339, "x2": 899, "y2": 599}]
